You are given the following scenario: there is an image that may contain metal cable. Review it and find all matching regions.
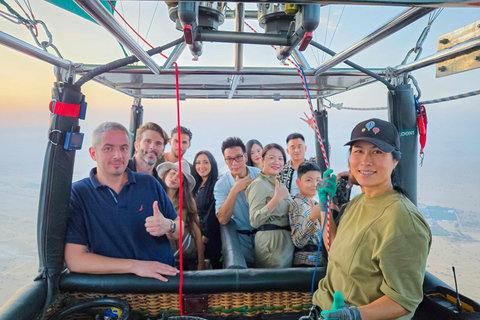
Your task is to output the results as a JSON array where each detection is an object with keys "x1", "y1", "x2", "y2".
[
  {"x1": 323, "y1": 89, "x2": 480, "y2": 109},
  {"x1": 322, "y1": 5, "x2": 331, "y2": 63},
  {"x1": 22, "y1": 0, "x2": 34, "y2": 19},
  {"x1": 141, "y1": 1, "x2": 159, "y2": 51},
  {"x1": 326, "y1": 6, "x2": 345, "y2": 50},
  {"x1": 400, "y1": 8, "x2": 443, "y2": 65},
  {"x1": 137, "y1": 1, "x2": 141, "y2": 46},
  {"x1": 0, "y1": 0, "x2": 27, "y2": 23},
  {"x1": 0, "y1": 8, "x2": 20, "y2": 23},
  {"x1": 421, "y1": 89, "x2": 480, "y2": 105},
  {"x1": 333, "y1": 106, "x2": 387, "y2": 110},
  {"x1": 0, "y1": 0, "x2": 63, "y2": 59},
  {"x1": 14, "y1": 0, "x2": 30, "y2": 20}
]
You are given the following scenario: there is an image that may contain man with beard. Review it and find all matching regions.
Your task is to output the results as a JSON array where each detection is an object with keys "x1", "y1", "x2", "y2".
[
  {"x1": 128, "y1": 122, "x2": 169, "y2": 191},
  {"x1": 156, "y1": 126, "x2": 193, "y2": 171},
  {"x1": 65, "y1": 122, "x2": 180, "y2": 281}
]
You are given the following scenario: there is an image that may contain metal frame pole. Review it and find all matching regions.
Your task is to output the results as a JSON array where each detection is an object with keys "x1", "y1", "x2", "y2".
[
  {"x1": 234, "y1": 3, "x2": 245, "y2": 72},
  {"x1": 314, "y1": 7, "x2": 435, "y2": 76},
  {"x1": 73, "y1": 0, "x2": 161, "y2": 75},
  {"x1": 311, "y1": 40, "x2": 394, "y2": 90},
  {"x1": 314, "y1": 100, "x2": 330, "y2": 174},
  {"x1": 80, "y1": 66, "x2": 377, "y2": 76},
  {"x1": 197, "y1": 29, "x2": 290, "y2": 46},
  {"x1": 162, "y1": 42, "x2": 187, "y2": 69},
  {"x1": 0, "y1": 31, "x2": 76, "y2": 70},
  {"x1": 228, "y1": 3, "x2": 245, "y2": 99},
  {"x1": 393, "y1": 37, "x2": 480, "y2": 76},
  {"x1": 292, "y1": 48, "x2": 312, "y2": 70},
  {"x1": 129, "y1": 97, "x2": 143, "y2": 157}
]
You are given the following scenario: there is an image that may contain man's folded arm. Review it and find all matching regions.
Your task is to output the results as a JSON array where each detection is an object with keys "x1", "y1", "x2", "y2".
[{"x1": 64, "y1": 243, "x2": 179, "y2": 282}]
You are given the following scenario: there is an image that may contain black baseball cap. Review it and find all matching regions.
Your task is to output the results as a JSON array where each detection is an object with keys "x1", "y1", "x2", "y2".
[{"x1": 344, "y1": 118, "x2": 400, "y2": 153}]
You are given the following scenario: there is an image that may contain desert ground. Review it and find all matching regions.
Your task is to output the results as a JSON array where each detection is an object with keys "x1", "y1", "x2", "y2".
[{"x1": 1, "y1": 198, "x2": 479, "y2": 307}]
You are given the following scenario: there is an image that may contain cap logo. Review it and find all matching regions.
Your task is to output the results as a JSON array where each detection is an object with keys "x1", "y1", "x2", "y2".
[
  {"x1": 365, "y1": 121, "x2": 375, "y2": 131},
  {"x1": 373, "y1": 127, "x2": 380, "y2": 134},
  {"x1": 362, "y1": 128, "x2": 366, "y2": 132}
]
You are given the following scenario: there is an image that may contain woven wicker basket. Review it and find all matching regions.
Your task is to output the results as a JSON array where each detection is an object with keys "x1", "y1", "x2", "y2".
[{"x1": 47, "y1": 291, "x2": 313, "y2": 319}]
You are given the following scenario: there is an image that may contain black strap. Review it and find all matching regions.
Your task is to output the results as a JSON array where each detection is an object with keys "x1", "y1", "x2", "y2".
[
  {"x1": 257, "y1": 224, "x2": 291, "y2": 232},
  {"x1": 237, "y1": 229, "x2": 257, "y2": 235},
  {"x1": 296, "y1": 244, "x2": 319, "y2": 253}
]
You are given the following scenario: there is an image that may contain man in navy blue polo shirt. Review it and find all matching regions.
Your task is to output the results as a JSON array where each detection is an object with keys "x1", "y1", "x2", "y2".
[{"x1": 65, "y1": 122, "x2": 180, "y2": 282}]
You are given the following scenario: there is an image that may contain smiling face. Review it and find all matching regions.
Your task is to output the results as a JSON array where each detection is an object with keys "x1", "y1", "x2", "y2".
[
  {"x1": 296, "y1": 170, "x2": 322, "y2": 198},
  {"x1": 349, "y1": 140, "x2": 398, "y2": 197},
  {"x1": 135, "y1": 129, "x2": 165, "y2": 165},
  {"x1": 170, "y1": 133, "x2": 191, "y2": 158},
  {"x1": 89, "y1": 130, "x2": 130, "y2": 177},
  {"x1": 224, "y1": 146, "x2": 247, "y2": 177},
  {"x1": 287, "y1": 138, "x2": 306, "y2": 162},
  {"x1": 164, "y1": 168, "x2": 180, "y2": 189},
  {"x1": 195, "y1": 154, "x2": 211, "y2": 179},
  {"x1": 250, "y1": 143, "x2": 263, "y2": 166},
  {"x1": 262, "y1": 148, "x2": 285, "y2": 176}
]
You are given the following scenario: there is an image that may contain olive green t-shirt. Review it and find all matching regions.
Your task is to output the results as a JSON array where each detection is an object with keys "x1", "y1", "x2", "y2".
[{"x1": 313, "y1": 190, "x2": 432, "y2": 320}]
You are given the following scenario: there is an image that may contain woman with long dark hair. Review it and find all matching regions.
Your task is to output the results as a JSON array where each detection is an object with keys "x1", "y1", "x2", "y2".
[
  {"x1": 192, "y1": 151, "x2": 222, "y2": 269},
  {"x1": 246, "y1": 143, "x2": 294, "y2": 268},
  {"x1": 157, "y1": 161, "x2": 206, "y2": 270},
  {"x1": 312, "y1": 118, "x2": 432, "y2": 320},
  {"x1": 245, "y1": 139, "x2": 263, "y2": 170}
]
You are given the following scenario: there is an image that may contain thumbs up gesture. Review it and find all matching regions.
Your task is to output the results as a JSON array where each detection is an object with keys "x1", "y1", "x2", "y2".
[
  {"x1": 145, "y1": 201, "x2": 171, "y2": 237},
  {"x1": 274, "y1": 179, "x2": 290, "y2": 202}
]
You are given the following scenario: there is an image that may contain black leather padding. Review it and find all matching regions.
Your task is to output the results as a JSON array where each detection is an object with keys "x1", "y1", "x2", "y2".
[
  {"x1": 60, "y1": 267, "x2": 326, "y2": 294},
  {"x1": 220, "y1": 220, "x2": 247, "y2": 269},
  {"x1": 0, "y1": 279, "x2": 47, "y2": 320}
]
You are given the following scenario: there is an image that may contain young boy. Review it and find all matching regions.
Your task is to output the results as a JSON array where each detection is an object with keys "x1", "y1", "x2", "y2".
[{"x1": 288, "y1": 161, "x2": 326, "y2": 267}]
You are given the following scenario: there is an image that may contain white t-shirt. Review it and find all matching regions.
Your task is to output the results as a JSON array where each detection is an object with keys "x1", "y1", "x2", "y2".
[{"x1": 289, "y1": 170, "x2": 300, "y2": 196}]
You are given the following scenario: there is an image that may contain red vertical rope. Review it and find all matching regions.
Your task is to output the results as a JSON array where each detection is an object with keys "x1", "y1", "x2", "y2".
[
  {"x1": 175, "y1": 62, "x2": 184, "y2": 315},
  {"x1": 106, "y1": 2, "x2": 184, "y2": 311},
  {"x1": 288, "y1": 59, "x2": 331, "y2": 252}
]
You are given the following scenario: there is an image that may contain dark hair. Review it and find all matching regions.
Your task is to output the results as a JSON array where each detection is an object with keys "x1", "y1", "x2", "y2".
[
  {"x1": 297, "y1": 161, "x2": 321, "y2": 179},
  {"x1": 161, "y1": 169, "x2": 199, "y2": 234},
  {"x1": 389, "y1": 150, "x2": 412, "y2": 201},
  {"x1": 221, "y1": 137, "x2": 245, "y2": 155},
  {"x1": 245, "y1": 139, "x2": 263, "y2": 167},
  {"x1": 262, "y1": 143, "x2": 287, "y2": 163},
  {"x1": 136, "y1": 122, "x2": 169, "y2": 145},
  {"x1": 171, "y1": 126, "x2": 193, "y2": 141},
  {"x1": 347, "y1": 147, "x2": 412, "y2": 201},
  {"x1": 286, "y1": 133, "x2": 305, "y2": 144},
  {"x1": 192, "y1": 151, "x2": 219, "y2": 203}
]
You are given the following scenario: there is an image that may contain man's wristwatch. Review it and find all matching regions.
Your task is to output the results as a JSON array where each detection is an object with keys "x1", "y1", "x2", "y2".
[{"x1": 165, "y1": 219, "x2": 176, "y2": 235}]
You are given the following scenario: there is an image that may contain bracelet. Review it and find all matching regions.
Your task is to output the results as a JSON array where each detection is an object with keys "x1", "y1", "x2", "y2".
[{"x1": 165, "y1": 219, "x2": 176, "y2": 235}]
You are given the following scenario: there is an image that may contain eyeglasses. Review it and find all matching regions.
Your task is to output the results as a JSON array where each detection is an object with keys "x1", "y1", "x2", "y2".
[{"x1": 225, "y1": 154, "x2": 244, "y2": 164}]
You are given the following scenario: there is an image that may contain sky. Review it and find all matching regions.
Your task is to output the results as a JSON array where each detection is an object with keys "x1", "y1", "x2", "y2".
[
  {"x1": 1, "y1": 1, "x2": 479, "y2": 192},
  {"x1": 1, "y1": 0, "x2": 480, "y2": 303}
]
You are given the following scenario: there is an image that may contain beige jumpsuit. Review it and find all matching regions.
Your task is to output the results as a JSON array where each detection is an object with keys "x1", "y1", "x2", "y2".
[{"x1": 246, "y1": 173, "x2": 294, "y2": 268}]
